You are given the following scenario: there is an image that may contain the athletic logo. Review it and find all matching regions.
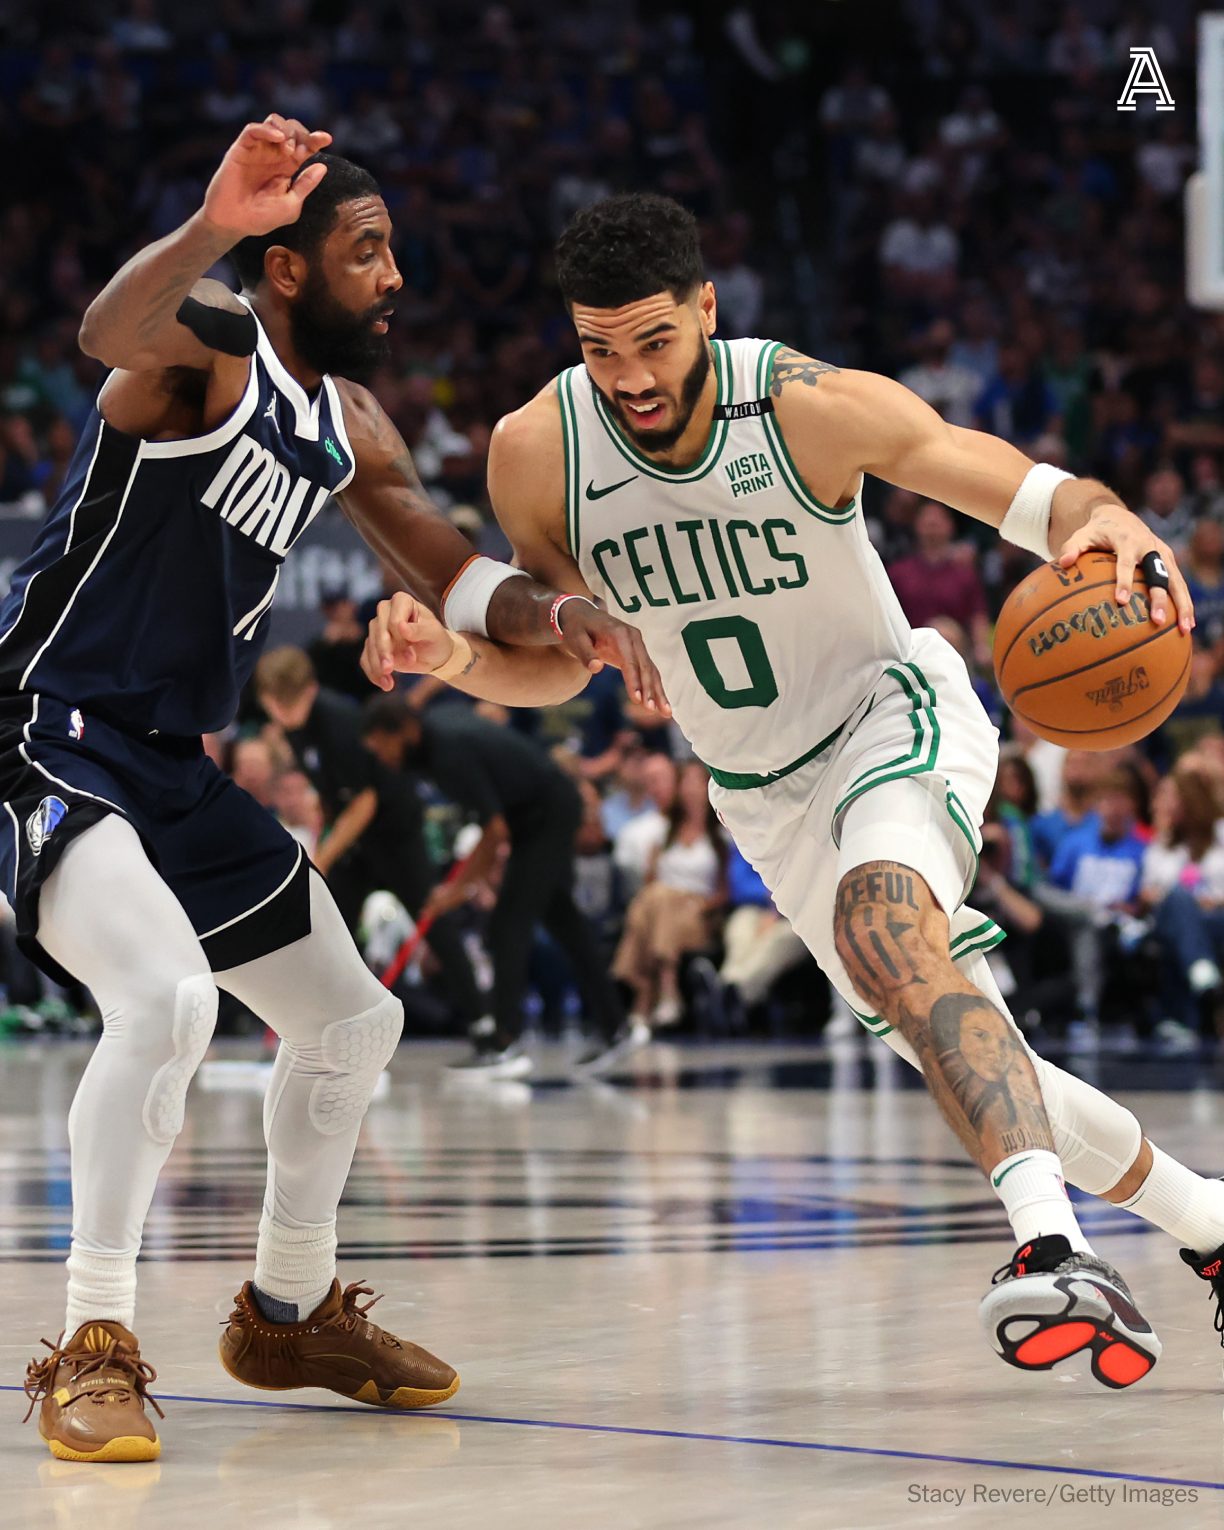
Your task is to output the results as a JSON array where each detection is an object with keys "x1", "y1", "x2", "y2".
[
  {"x1": 26, "y1": 795, "x2": 68, "y2": 856},
  {"x1": 1117, "y1": 47, "x2": 1175, "y2": 111},
  {"x1": 324, "y1": 437, "x2": 345, "y2": 467},
  {"x1": 68, "y1": 708, "x2": 84, "y2": 741},
  {"x1": 263, "y1": 395, "x2": 280, "y2": 434},
  {"x1": 585, "y1": 475, "x2": 637, "y2": 501}
]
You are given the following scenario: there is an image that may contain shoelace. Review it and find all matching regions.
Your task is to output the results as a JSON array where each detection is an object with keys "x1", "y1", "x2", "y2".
[
  {"x1": 22, "y1": 1333, "x2": 163, "y2": 1424},
  {"x1": 323, "y1": 1282, "x2": 403, "y2": 1349},
  {"x1": 1178, "y1": 1250, "x2": 1224, "y2": 1345},
  {"x1": 226, "y1": 1281, "x2": 403, "y2": 1348}
]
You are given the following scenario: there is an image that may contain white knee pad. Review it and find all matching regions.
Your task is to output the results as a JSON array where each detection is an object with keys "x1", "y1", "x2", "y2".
[
  {"x1": 309, "y1": 992, "x2": 404, "y2": 1135},
  {"x1": 142, "y1": 974, "x2": 219, "y2": 1144},
  {"x1": 1030, "y1": 1054, "x2": 1143, "y2": 1195}
]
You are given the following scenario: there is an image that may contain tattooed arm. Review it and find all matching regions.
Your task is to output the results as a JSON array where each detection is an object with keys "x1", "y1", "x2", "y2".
[
  {"x1": 832, "y1": 861, "x2": 1055, "y2": 1171},
  {"x1": 766, "y1": 344, "x2": 1191, "y2": 630},
  {"x1": 341, "y1": 383, "x2": 668, "y2": 709}
]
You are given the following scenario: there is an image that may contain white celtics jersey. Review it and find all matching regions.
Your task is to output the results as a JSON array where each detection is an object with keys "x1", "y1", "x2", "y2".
[{"x1": 559, "y1": 337, "x2": 912, "y2": 786}]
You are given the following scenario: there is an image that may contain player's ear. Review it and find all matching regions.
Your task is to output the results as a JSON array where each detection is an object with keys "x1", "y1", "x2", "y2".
[
  {"x1": 263, "y1": 244, "x2": 305, "y2": 301},
  {"x1": 697, "y1": 280, "x2": 716, "y2": 337}
]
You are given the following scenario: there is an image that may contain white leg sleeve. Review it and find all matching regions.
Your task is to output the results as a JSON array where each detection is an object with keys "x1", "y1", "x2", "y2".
[
  {"x1": 856, "y1": 944, "x2": 1143, "y2": 1197},
  {"x1": 36, "y1": 815, "x2": 219, "y2": 1331},
  {"x1": 217, "y1": 871, "x2": 403, "y2": 1308}
]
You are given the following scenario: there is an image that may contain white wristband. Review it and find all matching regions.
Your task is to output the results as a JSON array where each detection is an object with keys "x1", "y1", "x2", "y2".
[
  {"x1": 441, "y1": 555, "x2": 529, "y2": 638},
  {"x1": 998, "y1": 463, "x2": 1074, "y2": 560}
]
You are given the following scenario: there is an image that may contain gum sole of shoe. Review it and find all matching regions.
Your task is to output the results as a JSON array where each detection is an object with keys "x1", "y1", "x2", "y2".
[
  {"x1": 994, "y1": 1312, "x2": 1157, "y2": 1389},
  {"x1": 220, "y1": 1342, "x2": 461, "y2": 1409},
  {"x1": 351, "y1": 1377, "x2": 461, "y2": 1409},
  {"x1": 43, "y1": 1434, "x2": 160, "y2": 1463}
]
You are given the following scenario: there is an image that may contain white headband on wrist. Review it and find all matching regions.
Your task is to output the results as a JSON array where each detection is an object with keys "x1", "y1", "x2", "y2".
[
  {"x1": 441, "y1": 555, "x2": 530, "y2": 637},
  {"x1": 998, "y1": 463, "x2": 1075, "y2": 560}
]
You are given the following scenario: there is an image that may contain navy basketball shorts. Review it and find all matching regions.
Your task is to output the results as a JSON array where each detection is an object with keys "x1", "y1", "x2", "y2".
[{"x1": 0, "y1": 693, "x2": 310, "y2": 983}]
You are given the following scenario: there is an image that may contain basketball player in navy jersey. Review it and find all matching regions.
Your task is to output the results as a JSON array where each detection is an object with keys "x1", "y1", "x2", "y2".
[{"x1": 12, "y1": 117, "x2": 666, "y2": 1463}]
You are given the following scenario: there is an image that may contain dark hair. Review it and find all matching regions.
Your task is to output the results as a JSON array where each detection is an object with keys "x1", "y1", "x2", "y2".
[
  {"x1": 231, "y1": 153, "x2": 382, "y2": 289},
  {"x1": 665, "y1": 760, "x2": 725, "y2": 861},
  {"x1": 361, "y1": 692, "x2": 416, "y2": 737},
  {"x1": 555, "y1": 193, "x2": 703, "y2": 309}
]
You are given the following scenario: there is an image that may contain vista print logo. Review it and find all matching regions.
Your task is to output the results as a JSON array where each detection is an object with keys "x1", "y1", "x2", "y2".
[{"x1": 1117, "y1": 47, "x2": 1175, "y2": 111}]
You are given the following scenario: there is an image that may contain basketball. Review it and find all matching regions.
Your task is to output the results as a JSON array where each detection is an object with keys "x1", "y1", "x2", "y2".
[{"x1": 993, "y1": 551, "x2": 1192, "y2": 750}]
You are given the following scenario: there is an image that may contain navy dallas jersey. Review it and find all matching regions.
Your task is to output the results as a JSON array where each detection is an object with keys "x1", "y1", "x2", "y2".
[{"x1": 0, "y1": 309, "x2": 359, "y2": 978}]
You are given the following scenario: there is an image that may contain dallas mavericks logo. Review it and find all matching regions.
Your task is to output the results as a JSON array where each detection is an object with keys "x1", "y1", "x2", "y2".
[{"x1": 26, "y1": 795, "x2": 68, "y2": 856}]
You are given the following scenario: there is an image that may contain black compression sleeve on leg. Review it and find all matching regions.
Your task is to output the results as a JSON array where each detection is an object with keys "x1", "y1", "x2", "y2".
[{"x1": 175, "y1": 296, "x2": 259, "y2": 357}]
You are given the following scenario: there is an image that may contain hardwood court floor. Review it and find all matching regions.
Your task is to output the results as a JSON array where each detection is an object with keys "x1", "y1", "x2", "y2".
[{"x1": 2, "y1": 1036, "x2": 1223, "y2": 1530}]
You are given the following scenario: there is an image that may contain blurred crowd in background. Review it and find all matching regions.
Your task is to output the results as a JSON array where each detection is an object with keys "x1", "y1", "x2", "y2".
[{"x1": 1, "y1": 0, "x2": 1221, "y2": 1058}]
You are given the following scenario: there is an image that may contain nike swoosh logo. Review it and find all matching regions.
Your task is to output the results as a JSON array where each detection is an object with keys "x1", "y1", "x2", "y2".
[
  {"x1": 585, "y1": 475, "x2": 638, "y2": 500},
  {"x1": 991, "y1": 1156, "x2": 1034, "y2": 1188}
]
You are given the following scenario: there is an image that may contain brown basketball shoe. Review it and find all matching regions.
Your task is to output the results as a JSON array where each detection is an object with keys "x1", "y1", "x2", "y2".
[
  {"x1": 219, "y1": 1279, "x2": 459, "y2": 1409},
  {"x1": 23, "y1": 1320, "x2": 162, "y2": 1462}
]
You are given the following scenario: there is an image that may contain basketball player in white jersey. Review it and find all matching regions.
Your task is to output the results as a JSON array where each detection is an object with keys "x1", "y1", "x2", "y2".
[{"x1": 364, "y1": 192, "x2": 1224, "y2": 1390}]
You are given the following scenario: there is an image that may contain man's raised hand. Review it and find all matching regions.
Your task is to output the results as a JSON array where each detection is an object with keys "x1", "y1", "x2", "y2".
[{"x1": 203, "y1": 116, "x2": 333, "y2": 239}]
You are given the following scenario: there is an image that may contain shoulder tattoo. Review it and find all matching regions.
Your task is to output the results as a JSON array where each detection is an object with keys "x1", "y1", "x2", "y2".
[{"x1": 770, "y1": 347, "x2": 841, "y2": 396}]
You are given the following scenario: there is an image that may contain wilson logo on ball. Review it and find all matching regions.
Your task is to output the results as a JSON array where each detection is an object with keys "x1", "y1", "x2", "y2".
[{"x1": 1027, "y1": 592, "x2": 1149, "y2": 658}]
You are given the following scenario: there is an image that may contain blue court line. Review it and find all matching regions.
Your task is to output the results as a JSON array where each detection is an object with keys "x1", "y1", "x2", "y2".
[{"x1": 4, "y1": 1384, "x2": 1222, "y2": 1491}]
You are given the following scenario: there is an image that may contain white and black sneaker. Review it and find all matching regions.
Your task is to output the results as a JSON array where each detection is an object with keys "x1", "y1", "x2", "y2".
[
  {"x1": 1179, "y1": 1241, "x2": 1224, "y2": 1375},
  {"x1": 980, "y1": 1233, "x2": 1160, "y2": 1389},
  {"x1": 445, "y1": 1041, "x2": 533, "y2": 1081},
  {"x1": 573, "y1": 1019, "x2": 652, "y2": 1076}
]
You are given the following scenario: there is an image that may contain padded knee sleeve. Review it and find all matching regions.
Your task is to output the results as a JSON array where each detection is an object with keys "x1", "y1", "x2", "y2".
[
  {"x1": 309, "y1": 992, "x2": 404, "y2": 1136},
  {"x1": 142, "y1": 974, "x2": 219, "y2": 1144},
  {"x1": 1030, "y1": 1053, "x2": 1143, "y2": 1195}
]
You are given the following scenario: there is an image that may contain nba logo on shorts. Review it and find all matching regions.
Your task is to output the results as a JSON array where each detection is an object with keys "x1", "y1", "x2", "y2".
[
  {"x1": 26, "y1": 796, "x2": 68, "y2": 856},
  {"x1": 68, "y1": 708, "x2": 84, "y2": 741}
]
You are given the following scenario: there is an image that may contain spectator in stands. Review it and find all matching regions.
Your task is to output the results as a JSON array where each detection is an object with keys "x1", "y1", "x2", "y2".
[
  {"x1": 974, "y1": 345, "x2": 1060, "y2": 452},
  {"x1": 878, "y1": 189, "x2": 959, "y2": 305},
  {"x1": 1141, "y1": 766, "x2": 1224, "y2": 1050},
  {"x1": 1139, "y1": 466, "x2": 1195, "y2": 557},
  {"x1": 898, "y1": 318, "x2": 982, "y2": 428},
  {"x1": 612, "y1": 762, "x2": 725, "y2": 1030},
  {"x1": 362, "y1": 694, "x2": 629, "y2": 1075},
  {"x1": 1030, "y1": 750, "x2": 1104, "y2": 869},
  {"x1": 307, "y1": 587, "x2": 369, "y2": 703},
  {"x1": 888, "y1": 501, "x2": 990, "y2": 667},
  {"x1": 1183, "y1": 518, "x2": 1224, "y2": 649},
  {"x1": 255, "y1": 648, "x2": 488, "y2": 1037},
  {"x1": 1037, "y1": 769, "x2": 1149, "y2": 1048},
  {"x1": 716, "y1": 843, "x2": 808, "y2": 1016},
  {"x1": 613, "y1": 753, "x2": 678, "y2": 895},
  {"x1": 228, "y1": 737, "x2": 278, "y2": 810}
]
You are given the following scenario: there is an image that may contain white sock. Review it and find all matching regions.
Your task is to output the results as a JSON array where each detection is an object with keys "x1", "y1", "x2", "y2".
[
  {"x1": 253, "y1": 1214, "x2": 337, "y2": 1320},
  {"x1": 1117, "y1": 1144, "x2": 1224, "y2": 1255},
  {"x1": 65, "y1": 1246, "x2": 138, "y2": 1334},
  {"x1": 991, "y1": 1149, "x2": 1093, "y2": 1253}
]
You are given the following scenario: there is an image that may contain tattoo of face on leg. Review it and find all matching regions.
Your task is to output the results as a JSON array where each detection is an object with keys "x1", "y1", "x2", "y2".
[{"x1": 926, "y1": 993, "x2": 1054, "y2": 1155}]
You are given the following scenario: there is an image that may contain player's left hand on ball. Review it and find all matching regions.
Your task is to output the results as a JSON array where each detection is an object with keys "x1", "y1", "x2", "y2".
[
  {"x1": 557, "y1": 602, "x2": 671, "y2": 716},
  {"x1": 361, "y1": 591, "x2": 455, "y2": 690},
  {"x1": 1056, "y1": 504, "x2": 1194, "y2": 635}
]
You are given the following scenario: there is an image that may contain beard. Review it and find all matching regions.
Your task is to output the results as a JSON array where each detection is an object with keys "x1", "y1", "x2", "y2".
[
  {"x1": 289, "y1": 268, "x2": 391, "y2": 383},
  {"x1": 601, "y1": 340, "x2": 712, "y2": 453}
]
